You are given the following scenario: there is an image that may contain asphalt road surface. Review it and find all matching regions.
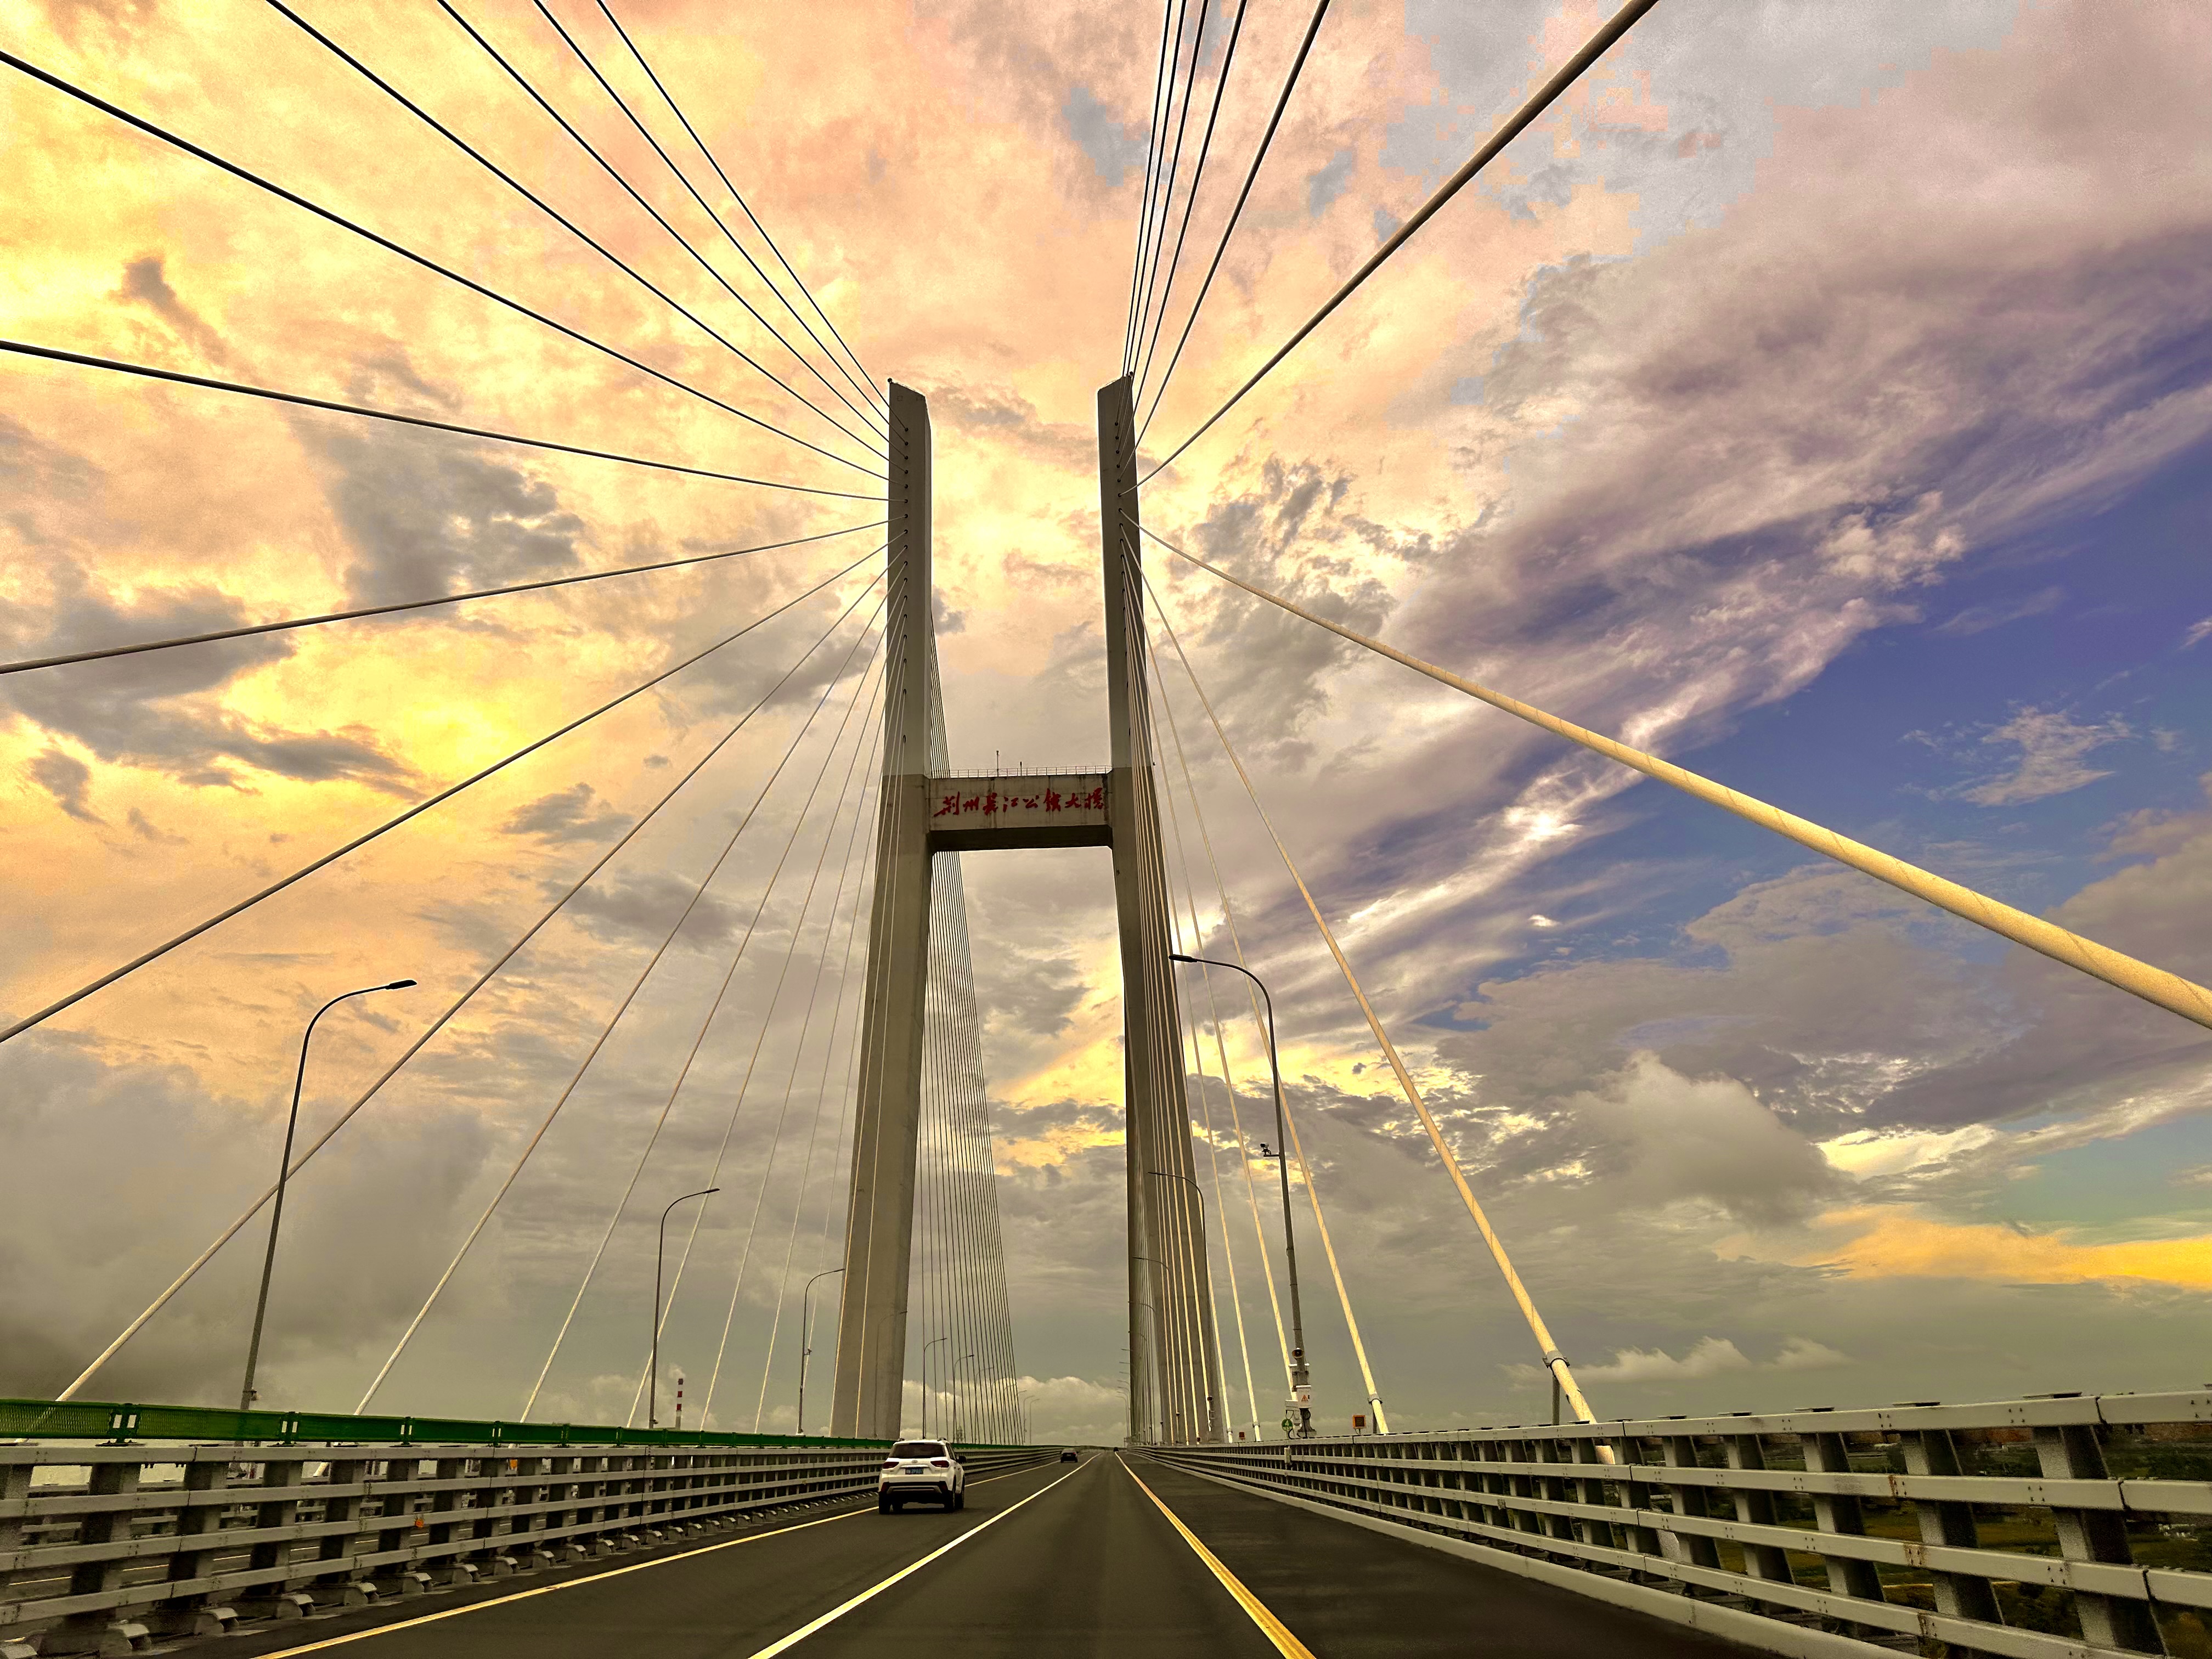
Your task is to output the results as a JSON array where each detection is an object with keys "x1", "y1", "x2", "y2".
[{"x1": 224, "y1": 1452, "x2": 1757, "y2": 1657}]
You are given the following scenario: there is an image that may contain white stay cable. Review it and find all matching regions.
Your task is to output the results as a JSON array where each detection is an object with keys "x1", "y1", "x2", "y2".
[
  {"x1": 1138, "y1": 560, "x2": 1595, "y2": 1425},
  {"x1": 363, "y1": 607, "x2": 888, "y2": 1414},
  {"x1": 60, "y1": 560, "x2": 881, "y2": 1405},
  {"x1": 1151, "y1": 681, "x2": 1266, "y2": 1438},
  {"x1": 785, "y1": 747, "x2": 884, "y2": 1426},
  {"x1": 507, "y1": 606, "x2": 888, "y2": 1420},
  {"x1": 748, "y1": 729, "x2": 886, "y2": 1429},
  {"x1": 1147, "y1": 637, "x2": 1390, "y2": 1435},
  {"x1": 697, "y1": 696, "x2": 891, "y2": 1425},
  {"x1": 618, "y1": 670, "x2": 888, "y2": 1425},
  {"x1": 1145, "y1": 652, "x2": 1260, "y2": 1440}
]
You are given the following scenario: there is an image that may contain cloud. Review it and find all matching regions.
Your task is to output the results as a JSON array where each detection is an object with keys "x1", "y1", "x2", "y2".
[
  {"x1": 1957, "y1": 708, "x2": 2129, "y2": 805},
  {"x1": 503, "y1": 783, "x2": 628, "y2": 845},
  {"x1": 1551, "y1": 1053, "x2": 1842, "y2": 1225},
  {"x1": 114, "y1": 253, "x2": 226, "y2": 364},
  {"x1": 1934, "y1": 585, "x2": 2064, "y2": 636},
  {"x1": 1306, "y1": 147, "x2": 1355, "y2": 215},
  {"x1": 1061, "y1": 84, "x2": 1147, "y2": 188},
  {"x1": 308, "y1": 430, "x2": 588, "y2": 608},
  {"x1": 1515, "y1": 1334, "x2": 1846, "y2": 1386},
  {"x1": 1783, "y1": 1207, "x2": 2212, "y2": 1288},
  {"x1": 29, "y1": 747, "x2": 99, "y2": 822}
]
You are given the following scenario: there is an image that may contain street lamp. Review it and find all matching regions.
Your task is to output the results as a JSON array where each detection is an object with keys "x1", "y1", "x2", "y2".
[
  {"x1": 240, "y1": 978, "x2": 416, "y2": 1413},
  {"x1": 650, "y1": 1187, "x2": 720, "y2": 1430},
  {"x1": 1169, "y1": 952, "x2": 1312, "y2": 1438},
  {"x1": 796, "y1": 1268, "x2": 844, "y2": 1434},
  {"x1": 922, "y1": 1335, "x2": 951, "y2": 1436}
]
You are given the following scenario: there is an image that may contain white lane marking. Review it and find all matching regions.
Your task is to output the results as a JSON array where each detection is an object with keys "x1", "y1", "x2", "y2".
[
  {"x1": 250, "y1": 1460, "x2": 1062, "y2": 1657},
  {"x1": 738, "y1": 1456, "x2": 1092, "y2": 1657}
]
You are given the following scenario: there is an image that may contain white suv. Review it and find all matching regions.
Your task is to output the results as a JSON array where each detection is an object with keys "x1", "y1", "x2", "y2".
[{"x1": 878, "y1": 1439, "x2": 966, "y2": 1511}]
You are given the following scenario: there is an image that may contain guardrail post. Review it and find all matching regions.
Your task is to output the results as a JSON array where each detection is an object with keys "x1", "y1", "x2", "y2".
[
  {"x1": 1658, "y1": 1432, "x2": 1724, "y2": 1581},
  {"x1": 150, "y1": 1459, "x2": 230, "y2": 1634},
  {"x1": 1798, "y1": 1426, "x2": 1886, "y2": 1606},
  {"x1": 2033, "y1": 1423, "x2": 2164, "y2": 1653},
  {"x1": 315, "y1": 1458, "x2": 364, "y2": 1592},
  {"x1": 426, "y1": 1455, "x2": 464, "y2": 1561},
  {"x1": 368, "y1": 1455, "x2": 419, "y2": 1596},
  {"x1": 50, "y1": 1460, "x2": 142, "y2": 1652},
  {"x1": 242, "y1": 1457, "x2": 304, "y2": 1612},
  {"x1": 1720, "y1": 1432, "x2": 1793, "y2": 1585},
  {"x1": 1897, "y1": 1428, "x2": 2002, "y2": 1625}
]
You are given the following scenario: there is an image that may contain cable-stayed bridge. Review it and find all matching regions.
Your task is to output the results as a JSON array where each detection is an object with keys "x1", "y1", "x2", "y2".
[{"x1": 5, "y1": 1, "x2": 2210, "y2": 1655}]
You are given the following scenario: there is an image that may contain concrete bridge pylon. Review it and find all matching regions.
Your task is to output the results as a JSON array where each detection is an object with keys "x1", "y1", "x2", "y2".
[{"x1": 828, "y1": 378, "x2": 1225, "y2": 1444}]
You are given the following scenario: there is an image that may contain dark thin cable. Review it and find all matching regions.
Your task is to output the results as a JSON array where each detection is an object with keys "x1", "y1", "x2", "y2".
[
  {"x1": 1132, "y1": 0, "x2": 1250, "y2": 403},
  {"x1": 1129, "y1": 0, "x2": 1210, "y2": 401},
  {"x1": 2, "y1": 521, "x2": 881, "y2": 678},
  {"x1": 1140, "y1": 0, "x2": 1660, "y2": 483},
  {"x1": 260, "y1": 0, "x2": 885, "y2": 455},
  {"x1": 529, "y1": 0, "x2": 885, "y2": 437},
  {"x1": 1, "y1": 339, "x2": 878, "y2": 500},
  {"x1": 595, "y1": 0, "x2": 884, "y2": 416},
  {"x1": 1137, "y1": 0, "x2": 1331, "y2": 443},
  {"x1": 0, "y1": 550, "x2": 883, "y2": 1046},
  {"x1": 1124, "y1": 0, "x2": 1182, "y2": 373},
  {"x1": 435, "y1": 0, "x2": 886, "y2": 461},
  {"x1": 0, "y1": 50, "x2": 877, "y2": 479},
  {"x1": 1130, "y1": 0, "x2": 1200, "y2": 379}
]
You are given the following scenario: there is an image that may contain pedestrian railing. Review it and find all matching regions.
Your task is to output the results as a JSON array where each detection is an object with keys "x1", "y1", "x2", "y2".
[
  {"x1": 0, "y1": 1396, "x2": 1047, "y2": 1655},
  {"x1": 1149, "y1": 1389, "x2": 2212, "y2": 1659}
]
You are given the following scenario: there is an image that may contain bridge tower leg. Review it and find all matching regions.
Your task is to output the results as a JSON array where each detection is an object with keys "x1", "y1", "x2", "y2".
[
  {"x1": 832, "y1": 382, "x2": 934, "y2": 1439},
  {"x1": 1099, "y1": 375, "x2": 1226, "y2": 1445}
]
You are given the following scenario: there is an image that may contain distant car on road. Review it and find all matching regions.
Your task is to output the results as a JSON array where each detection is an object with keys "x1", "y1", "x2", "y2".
[
  {"x1": 878, "y1": 1440, "x2": 965, "y2": 1511},
  {"x1": 1059, "y1": 1448, "x2": 1079, "y2": 1461}
]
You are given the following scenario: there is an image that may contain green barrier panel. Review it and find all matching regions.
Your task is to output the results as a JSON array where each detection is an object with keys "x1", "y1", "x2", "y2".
[{"x1": 0, "y1": 1396, "x2": 1031, "y2": 1453}]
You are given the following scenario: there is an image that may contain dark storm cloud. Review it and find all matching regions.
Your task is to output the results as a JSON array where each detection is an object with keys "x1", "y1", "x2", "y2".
[
  {"x1": 308, "y1": 428, "x2": 588, "y2": 607},
  {"x1": 0, "y1": 562, "x2": 416, "y2": 793},
  {"x1": 29, "y1": 747, "x2": 99, "y2": 821},
  {"x1": 503, "y1": 782, "x2": 629, "y2": 845}
]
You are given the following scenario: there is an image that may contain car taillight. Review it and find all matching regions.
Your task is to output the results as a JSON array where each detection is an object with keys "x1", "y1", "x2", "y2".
[
  {"x1": 930, "y1": 1458, "x2": 950, "y2": 1468},
  {"x1": 882, "y1": 1459, "x2": 899, "y2": 1468}
]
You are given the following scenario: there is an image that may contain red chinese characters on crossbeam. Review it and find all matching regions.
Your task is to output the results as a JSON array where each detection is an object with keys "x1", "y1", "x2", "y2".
[{"x1": 932, "y1": 783, "x2": 1107, "y2": 819}]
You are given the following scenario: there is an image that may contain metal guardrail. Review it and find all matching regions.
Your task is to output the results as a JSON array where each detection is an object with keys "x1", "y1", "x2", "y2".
[
  {"x1": 1150, "y1": 1390, "x2": 2212, "y2": 1659},
  {"x1": 0, "y1": 1399, "x2": 1048, "y2": 1655}
]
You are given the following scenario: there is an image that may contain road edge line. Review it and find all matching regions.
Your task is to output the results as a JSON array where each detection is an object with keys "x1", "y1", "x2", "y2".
[
  {"x1": 247, "y1": 1459, "x2": 1057, "y2": 1658},
  {"x1": 1120, "y1": 1455, "x2": 1317, "y2": 1659}
]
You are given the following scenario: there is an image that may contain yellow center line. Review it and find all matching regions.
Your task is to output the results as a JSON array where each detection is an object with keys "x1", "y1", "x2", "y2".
[
  {"x1": 1120, "y1": 1455, "x2": 1317, "y2": 1659},
  {"x1": 737, "y1": 1457, "x2": 1092, "y2": 1657},
  {"x1": 250, "y1": 1458, "x2": 1060, "y2": 1658}
]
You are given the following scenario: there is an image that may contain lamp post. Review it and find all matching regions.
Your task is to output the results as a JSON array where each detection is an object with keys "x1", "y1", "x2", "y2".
[
  {"x1": 240, "y1": 978, "x2": 416, "y2": 1413},
  {"x1": 1169, "y1": 952, "x2": 1312, "y2": 1437},
  {"x1": 796, "y1": 1268, "x2": 844, "y2": 1434},
  {"x1": 650, "y1": 1187, "x2": 719, "y2": 1430}
]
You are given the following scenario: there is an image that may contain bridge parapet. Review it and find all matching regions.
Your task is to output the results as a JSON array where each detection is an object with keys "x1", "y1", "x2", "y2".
[
  {"x1": 0, "y1": 1399, "x2": 1046, "y2": 1654},
  {"x1": 1150, "y1": 1389, "x2": 2212, "y2": 1659}
]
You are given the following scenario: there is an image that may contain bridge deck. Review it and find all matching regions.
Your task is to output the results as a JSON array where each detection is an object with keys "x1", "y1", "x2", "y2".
[{"x1": 212, "y1": 1453, "x2": 1749, "y2": 1658}]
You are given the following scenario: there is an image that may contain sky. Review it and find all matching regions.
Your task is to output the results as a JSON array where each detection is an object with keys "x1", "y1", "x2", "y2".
[{"x1": 3, "y1": 0, "x2": 2209, "y2": 1448}]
